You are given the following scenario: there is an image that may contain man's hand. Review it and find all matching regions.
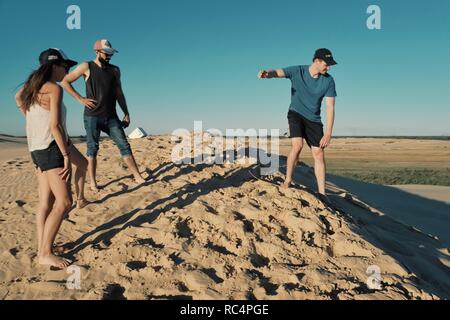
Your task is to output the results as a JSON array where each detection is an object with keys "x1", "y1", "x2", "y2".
[
  {"x1": 122, "y1": 114, "x2": 130, "y2": 128},
  {"x1": 320, "y1": 133, "x2": 332, "y2": 149},
  {"x1": 258, "y1": 70, "x2": 269, "y2": 78},
  {"x1": 78, "y1": 97, "x2": 97, "y2": 109},
  {"x1": 257, "y1": 69, "x2": 285, "y2": 79}
]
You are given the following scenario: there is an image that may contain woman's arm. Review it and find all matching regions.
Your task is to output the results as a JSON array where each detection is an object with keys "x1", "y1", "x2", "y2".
[
  {"x1": 15, "y1": 87, "x2": 26, "y2": 115},
  {"x1": 48, "y1": 83, "x2": 69, "y2": 155},
  {"x1": 48, "y1": 82, "x2": 71, "y2": 180}
]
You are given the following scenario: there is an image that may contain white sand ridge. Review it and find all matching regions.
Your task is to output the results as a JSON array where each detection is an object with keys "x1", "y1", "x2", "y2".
[{"x1": 0, "y1": 135, "x2": 449, "y2": 300}]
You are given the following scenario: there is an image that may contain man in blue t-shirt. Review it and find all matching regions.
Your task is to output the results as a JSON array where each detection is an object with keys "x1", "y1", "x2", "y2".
[{"x1": 258, "y1": 48, "x2": 337, "y2": 203}]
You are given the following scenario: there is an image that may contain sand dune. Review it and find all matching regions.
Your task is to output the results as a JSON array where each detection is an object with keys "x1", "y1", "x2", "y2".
[{"x1": 0, "y1": 135, "x2": 449, "y2": 300}]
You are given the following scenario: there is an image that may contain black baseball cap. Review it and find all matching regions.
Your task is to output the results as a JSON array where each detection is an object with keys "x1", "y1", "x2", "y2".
[
  {"x1": 39, "y1": 48, "x2": 77, "y2": 68},
  {"x1": 313, "y1": 48, "x2": 337, "y2": 66}
]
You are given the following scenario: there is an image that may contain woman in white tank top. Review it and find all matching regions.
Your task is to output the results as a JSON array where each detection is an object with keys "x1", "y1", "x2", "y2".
[{"x1": 15, "y1": 48, "x2": 90, "y2": 269}]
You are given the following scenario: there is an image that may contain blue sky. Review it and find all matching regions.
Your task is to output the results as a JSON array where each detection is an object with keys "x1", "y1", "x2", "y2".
[{"x1": 1, "y1": 0, "x2": 449, "y2": 136}]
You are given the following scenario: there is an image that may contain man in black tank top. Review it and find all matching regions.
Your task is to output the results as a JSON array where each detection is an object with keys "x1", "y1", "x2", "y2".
[
  {"x1": 84, "y1": 60, "x2": 120, "y2": 118},
  {"x1": 61, "y1": 39, "x2": 147, "y2": 191}
]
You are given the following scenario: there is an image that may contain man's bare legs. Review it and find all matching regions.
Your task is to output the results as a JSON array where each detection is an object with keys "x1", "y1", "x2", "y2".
[
  {"x1": 282, "y1": 138, "x2": 303, "y2": 188},
  {"x1": 123, "y1": 155, "x2": 146, "y2": 183},
  {"x1": 38, "y1": 168, "x2": 72, "y2": 268},
  {"x1": 311, "y1": 146, "x2": 326, "y2": 195},
  {"x1": 88, "y1": 154, "x2": 146, "y2": 189},
  {"x1": 87, "y1": 156, "x2": 99, "y2": 192},
  {"x1": 282, "y1": 140, "x2": 327, "y2": 196},
  {"x1": 69, "y1": 144, "x2": 89, "y2": 207}
]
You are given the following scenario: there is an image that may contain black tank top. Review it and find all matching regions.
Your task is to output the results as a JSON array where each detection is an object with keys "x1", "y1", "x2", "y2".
[{"x1": 84, "y1": 61, "x2": 119, "y2": 118}]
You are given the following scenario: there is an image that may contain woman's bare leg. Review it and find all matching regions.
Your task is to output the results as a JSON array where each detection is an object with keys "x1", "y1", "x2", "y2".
[
  {"x1": 36, "y1": 168, "x2": 55, "y2": 254},
  {"x1": 38, "y1": 168, "x2": 73, "y2": 269},
  {"x1": 69, "y1": 144, "x2": 89, "y2": 208}
]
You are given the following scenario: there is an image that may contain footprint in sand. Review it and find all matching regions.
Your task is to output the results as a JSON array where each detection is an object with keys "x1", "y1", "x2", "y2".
[
  {"x1": 249, "y1": 253, "x2": 270, "y2": 268},
  {"x1": 259, "y1": 278, "x2": 279, "y2": 296},
  {"x1": 176, "y1": 219, "x2": 193, "y2": 239},
  {"x1": 233, "y1": 212, "x2": 254, "y2": 233},
  {"x1": 176, "y1": 282, "x2": 190, "y2": 292},
  {"x1": 133, "y1": 238, "x2": 164, "y2": 249},
  {"x1": 15, "y1": 200, "x2": 26, "y2": 207},
  {"x1": 9, "y1": 248, "x2": 19, "y2": 257},
  {"x1": 102, "y1": 283, "x2": 126, "y2": 300},
  {"x1": 319, "y1": 215, "x2": 336, "y2": 235},
  {"x1": 169, "y1": 252, "x2": 185, "y2": 266},
  {"x1": 205, "y1": 241, "x2": 237, "y2": 256},
  {"x1": 200, "y1": 268, "x2": 224, "y2": 284},
  {"x1": 277, "y1": 226, "x2": 294, "y2": 244},
  {"x1": 302, "y1": 231, "x2": 317, "y2": 247},
  {"x1": 126, "y1": 261, "x2": 147, "y2": 271}
]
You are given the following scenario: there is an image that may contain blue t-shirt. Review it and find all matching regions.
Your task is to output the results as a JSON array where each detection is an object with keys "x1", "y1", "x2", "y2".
[{"x1": 283, "y1": 65, "x2": 337, "y2": 123}]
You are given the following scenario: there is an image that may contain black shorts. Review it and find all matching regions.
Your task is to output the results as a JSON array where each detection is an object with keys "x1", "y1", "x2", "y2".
[
  {"x1": 30, "y1": 140, "x2": 65, "y2": 172},
  {"x1": 287, "y1": 110, "x2": 324, "y2": 147}
]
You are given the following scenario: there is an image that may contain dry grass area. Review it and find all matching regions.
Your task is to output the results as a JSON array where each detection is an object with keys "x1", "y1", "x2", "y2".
[{"x1": 278, "y1": 138, "x2": 450, "y2": 186}]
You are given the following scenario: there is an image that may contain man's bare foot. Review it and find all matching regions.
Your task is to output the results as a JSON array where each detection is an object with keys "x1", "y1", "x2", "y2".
[
  {"x1": 90, "y1": 184, "x2": 100, "y2": 192},
  {"x1": 318, "y1": 193, "x2": 333, "y2": 206},
  {"x1": 281, "y1": 180, "x2": 292, "y2": 189},
  {"x1": 38, "y1": 254, "x2": 71, "y2": 269},
  {"x1": 76, "y1": 198, "x2": 90, "y2": 209}
]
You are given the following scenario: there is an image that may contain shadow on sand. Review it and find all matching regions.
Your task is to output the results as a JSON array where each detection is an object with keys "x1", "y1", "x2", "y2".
[
  {"x1": 278, "y1": 155, "x2": 450, "y2": 298},
  {"x1": 65, "y1": 149, "x2": 450, "y2": 298}
]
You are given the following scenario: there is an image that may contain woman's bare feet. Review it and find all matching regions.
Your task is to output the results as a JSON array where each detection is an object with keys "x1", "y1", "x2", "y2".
[
  {"x1": 76, "y1": 198, "x2": 90, "y2": 209},
  {"x1": 38, "y1": 253, "x2": 71, "y2": 269}
]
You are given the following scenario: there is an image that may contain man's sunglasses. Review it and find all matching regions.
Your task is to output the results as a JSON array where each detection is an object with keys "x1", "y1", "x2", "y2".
[{"x1": 100, "y1": 51, "x2": 113, "y2": 57}]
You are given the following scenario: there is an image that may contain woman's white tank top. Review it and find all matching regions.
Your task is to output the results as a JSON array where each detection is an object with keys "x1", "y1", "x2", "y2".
[{"x1": 26, "y1": 102, "x2": 68, "y2": 152}]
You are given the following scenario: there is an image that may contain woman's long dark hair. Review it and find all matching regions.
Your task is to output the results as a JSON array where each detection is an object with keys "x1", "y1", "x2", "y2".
[{"x1": 19, "y1": 63, "x2": 54, "y2": 112}]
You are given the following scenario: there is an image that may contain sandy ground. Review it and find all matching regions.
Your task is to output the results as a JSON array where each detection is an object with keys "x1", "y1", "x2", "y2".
[
  {"x1": 0, "y1": 135, "x2": 449, "y2": 300},
  {"x1": 0, "y1": 136, "x2": 28, "y2": 162}
]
